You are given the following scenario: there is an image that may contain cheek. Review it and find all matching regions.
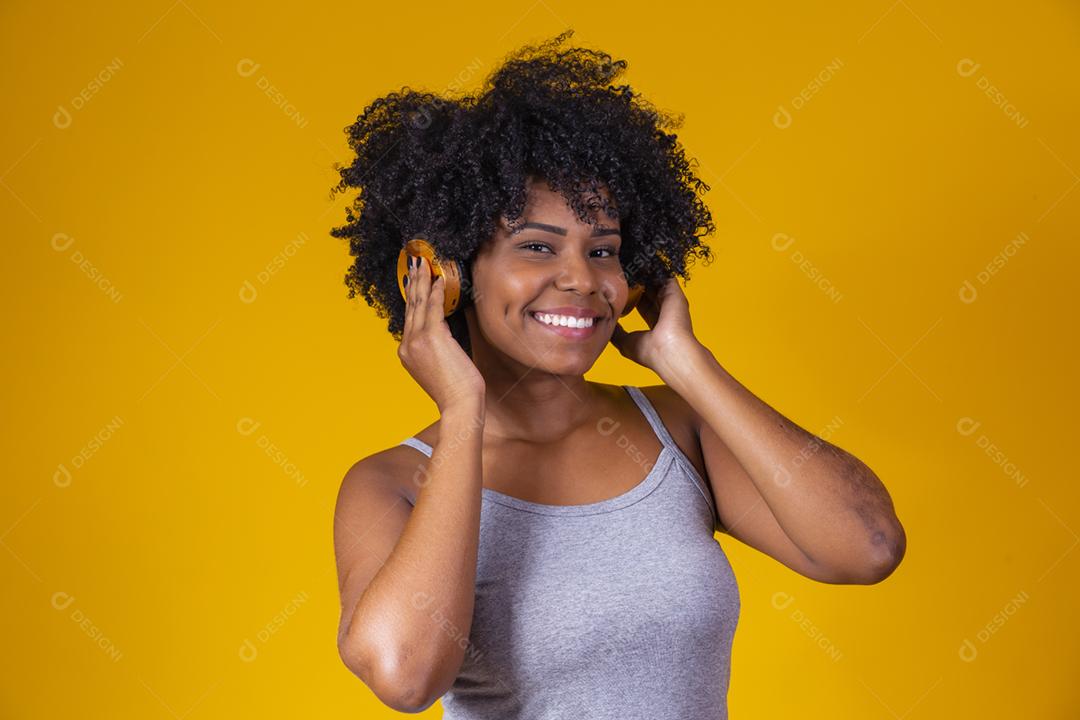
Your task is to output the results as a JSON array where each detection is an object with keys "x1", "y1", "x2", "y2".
[
  {"x1": 472, "y1": 272, "x2": 534, "y2": 330},
  {"x1": 482, "y1": 270, "x2": 539, "y2": 313},
  {"x1": 599, "y1": 276, "x2": 626, "y2": 308}
]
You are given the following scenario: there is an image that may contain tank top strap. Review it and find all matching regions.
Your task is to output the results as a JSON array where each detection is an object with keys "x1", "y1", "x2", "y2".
[
  {"x1": 621, "y1": 385, "x2": 679, "y2": 450},
  {"x1": 399, "y1": 436, "x2": 433, "y2": 458},
  {"x1": 623, "y1": 384, "x2": 721, "y2": 532}
]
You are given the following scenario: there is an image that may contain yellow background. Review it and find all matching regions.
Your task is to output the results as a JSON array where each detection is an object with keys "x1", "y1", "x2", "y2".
[{"x1": 3, "y1": 1, "x2": 1077, "y2": 717}]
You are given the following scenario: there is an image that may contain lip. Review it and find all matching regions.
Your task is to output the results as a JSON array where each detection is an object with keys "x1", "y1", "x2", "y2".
[{"x1": 528, "y1": 308, "x2": 604, "y2": 340}]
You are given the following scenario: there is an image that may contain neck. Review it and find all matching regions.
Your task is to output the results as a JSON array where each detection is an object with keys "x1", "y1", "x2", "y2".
[
  {"x1": 466, "y1": 322, "x2": 599, "y2": 444},
  {"x1": 483, "y1": 371, "x2": 597, "y2": 444}
]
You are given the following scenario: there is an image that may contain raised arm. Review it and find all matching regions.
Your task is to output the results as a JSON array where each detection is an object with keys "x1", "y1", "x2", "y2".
[
  {"x1": 335, "y1": 254, "x2": 487, "y2": 712},
  {"x1": 612, "y1": 278, "x2": 906, "y2": 585}
]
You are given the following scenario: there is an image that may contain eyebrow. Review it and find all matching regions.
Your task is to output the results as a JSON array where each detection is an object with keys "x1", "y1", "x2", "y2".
[{"x1": 512, "y1": 221, "x2": 621, "y2": 237}]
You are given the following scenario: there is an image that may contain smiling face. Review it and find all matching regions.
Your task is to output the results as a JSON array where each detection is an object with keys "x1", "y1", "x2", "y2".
[{"x1": 464, "y1": 176, "x2": 630, "y2": 377}]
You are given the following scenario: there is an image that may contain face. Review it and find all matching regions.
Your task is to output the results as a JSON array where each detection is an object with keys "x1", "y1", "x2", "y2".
[{"x1": 465, "y1": 176, "x2": 629, "y2": 376}]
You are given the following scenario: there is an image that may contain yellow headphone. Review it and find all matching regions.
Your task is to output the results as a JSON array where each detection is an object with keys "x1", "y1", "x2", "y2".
[
  {"x1": 397, "y1": 237, "x2": 645, "y2": 318},
  {"x1": 396, "y1": 238, "x2": 464, "y2": 317}
]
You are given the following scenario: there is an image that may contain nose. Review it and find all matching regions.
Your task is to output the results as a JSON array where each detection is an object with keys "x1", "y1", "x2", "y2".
[{"x1": 552, "y1": 251, "x2": 601, "y2": 297}]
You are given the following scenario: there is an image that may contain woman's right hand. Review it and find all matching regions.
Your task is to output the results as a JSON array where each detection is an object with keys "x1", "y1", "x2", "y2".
[{"x1": 398, "y1": 254, "x2": 485, "y2": 412}]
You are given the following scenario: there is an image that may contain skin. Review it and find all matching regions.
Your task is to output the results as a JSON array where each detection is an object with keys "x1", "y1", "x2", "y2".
[{"x1": 333, "y1": 175, "x2": 907, "y2": 712}]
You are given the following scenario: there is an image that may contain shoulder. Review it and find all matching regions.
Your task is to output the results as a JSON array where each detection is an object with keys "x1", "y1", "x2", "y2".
[
  {"x1": 636, "y1": 384, "x2": 703, "y2": 437},
  {"x1": 336, "y1": 448, "x2": 403, "y2": 506},
  {"x1": 586, "y1": 382, "x2": 701, "y2": 436},
  {"x1": 632, "y1": 384, "x2": 708, "y2": 479},
  {"x1": 338, "y1": 420, "x2": 441, "y2": 507}
]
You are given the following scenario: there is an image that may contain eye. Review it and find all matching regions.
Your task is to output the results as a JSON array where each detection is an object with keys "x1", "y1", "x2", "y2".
[
  {"x1": 520, "y1": 242, "x2": 553, "y2": 253},
  {"x1": 592, "y1": 247, "x2": 618, "y2": 258}
]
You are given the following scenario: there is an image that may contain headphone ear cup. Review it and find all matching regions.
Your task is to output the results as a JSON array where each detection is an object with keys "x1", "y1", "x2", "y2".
[
  {"x1": 396, "y1": 238, "x2": 462, "y2": 318},
  {"x1": 439, "y1": 257, "x2": 463, "y2": 316},
  {"x1": 397, "y1": 246, "x2": 412, "y2": 304}
]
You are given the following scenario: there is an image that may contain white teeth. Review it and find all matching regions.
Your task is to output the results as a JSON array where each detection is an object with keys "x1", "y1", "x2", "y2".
[{"x1": 533, "y1": 312, "x2": 595, "y2": 329}]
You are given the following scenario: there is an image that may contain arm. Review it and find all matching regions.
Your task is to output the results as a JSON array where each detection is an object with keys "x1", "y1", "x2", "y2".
[
  {"x1": 611, "y1": 279, "x2": 905, "y2": 585},
  {"x1": 661, "y1": 344, "x2": 906, "y2": 584},
  {"x1": 334, "y1": 398, "x2": 485, "y2": 712}
]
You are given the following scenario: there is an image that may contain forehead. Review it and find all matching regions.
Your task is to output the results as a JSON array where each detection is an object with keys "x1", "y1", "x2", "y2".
[{"x1": 503, "y1": 176, "x2": 619, "y2": 229}]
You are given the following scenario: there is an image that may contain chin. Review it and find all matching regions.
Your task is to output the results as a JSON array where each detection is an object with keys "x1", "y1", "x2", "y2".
[{"x1": 517, "y1": 345, "x2": 602, "y2": 376}]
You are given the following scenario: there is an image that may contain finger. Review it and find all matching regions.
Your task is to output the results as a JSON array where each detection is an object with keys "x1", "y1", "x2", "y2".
[
  {"x1": 412, "y1": 255, "x2": 431, "y2": 332},
  {"x1": 402, "y1": 255, "x2": 413, "y2": 330},
  {"x1": 610, "y1": 322, "x2": 637, "y2": 357},
  {"x1": 403, "y1": 254, "x2": 419, "y2": 333},
  {"x1": 638, "y1": 293, "x2": 661, "y2": 328},
  {"x1": 610, "y1": 322, "x2": 628, "y2": 349},
  {"x1": 426, "y1": 271, "x2": 447, "y2": 327}
]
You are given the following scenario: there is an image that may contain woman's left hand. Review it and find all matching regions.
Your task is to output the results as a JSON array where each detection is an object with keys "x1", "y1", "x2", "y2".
[{"x1": 609, "y1": 277, "x2": 701, "y2": 375}]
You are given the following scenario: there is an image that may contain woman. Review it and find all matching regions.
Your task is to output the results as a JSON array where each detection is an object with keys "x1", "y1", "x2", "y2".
[{"x1": 331, "y1": 30, "x2": 905, "y2": 718}]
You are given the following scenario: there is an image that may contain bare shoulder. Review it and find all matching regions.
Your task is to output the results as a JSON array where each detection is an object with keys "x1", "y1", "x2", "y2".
[
  {"x1": 635, "y1": 384, "x2": 702, "y2": 431},
  {"x1": 634, "y1": 383, "x2": 708, "y2": 478},
  {"x1": 338, "y1": 446, "x2": 407, "y2": 494},
  {"x1": 332, "y1": 436, "x2": 434, "y2": 649},
  {"x1": 338, "y1": 421, "x2": 441, "y2": 507}
]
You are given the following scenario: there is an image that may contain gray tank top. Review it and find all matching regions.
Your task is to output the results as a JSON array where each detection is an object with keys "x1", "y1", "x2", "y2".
[{"x1": 398, "y1": 385, "x2": 740, "y2": 719}]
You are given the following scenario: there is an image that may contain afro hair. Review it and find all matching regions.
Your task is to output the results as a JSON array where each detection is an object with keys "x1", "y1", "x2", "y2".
[{"x1": 329, "y1": 29, "x2": 715, "y2": 355}]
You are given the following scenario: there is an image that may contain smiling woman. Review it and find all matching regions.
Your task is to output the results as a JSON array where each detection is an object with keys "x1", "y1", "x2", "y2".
[{"x1": 329, "y1": 27, "x2": 904, "y2": 720}]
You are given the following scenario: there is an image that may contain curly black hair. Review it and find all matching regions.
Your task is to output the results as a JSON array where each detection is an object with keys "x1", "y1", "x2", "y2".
[{"x1": 329, "y1": 29, "x2": 715, "y2": 355}]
